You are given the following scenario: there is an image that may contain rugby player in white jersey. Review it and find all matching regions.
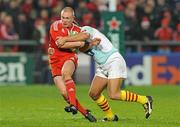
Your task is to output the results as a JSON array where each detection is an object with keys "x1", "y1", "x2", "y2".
[{"x1": 55, "y1": 26, "x2": 153, "y2": 121}]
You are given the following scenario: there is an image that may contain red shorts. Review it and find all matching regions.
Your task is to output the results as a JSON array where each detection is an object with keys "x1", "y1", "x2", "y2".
[{"x1": 49, "y1": 54, "x2": 78, "y2": 77}]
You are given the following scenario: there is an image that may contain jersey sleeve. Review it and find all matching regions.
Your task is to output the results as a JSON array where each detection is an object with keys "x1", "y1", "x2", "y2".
[
  {"x1": 50, "y1": 25, "x2": 56, "y2": 41},
  {"x1": 81, "y1": 26, "x2": 94, "y2": 37},
  {"x1": 49, "y1": 21, "x2": 62, "y2": 41}
]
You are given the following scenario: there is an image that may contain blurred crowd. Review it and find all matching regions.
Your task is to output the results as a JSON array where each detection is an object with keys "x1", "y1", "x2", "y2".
[{"x1": 0, "y1": 0, "x2": 179, "y2": 53}]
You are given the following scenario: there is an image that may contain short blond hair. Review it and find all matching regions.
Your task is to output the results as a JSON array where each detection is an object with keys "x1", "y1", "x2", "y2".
[{"x1": 61, "y1": 7, "x2": 75, "y2": 16}]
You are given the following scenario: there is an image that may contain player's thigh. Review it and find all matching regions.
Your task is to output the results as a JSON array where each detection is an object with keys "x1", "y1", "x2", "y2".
[
  {"x1": 62, "y1": 60, "x2": 75, "y2": 77},
  {"x1": 89, "y1": 76, "x2": 107, "y2": 100},
  {"x1": 54, "y1": 76, "x2": 68, "y2": 98},
  {"x1": 107, "y1": 78, "x2": 124, "y2": 99},
  {"x1": 106, "y1": 53, "x2": 127, "y2": 79}
]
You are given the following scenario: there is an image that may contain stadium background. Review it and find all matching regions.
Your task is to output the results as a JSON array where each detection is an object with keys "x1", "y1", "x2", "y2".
[{"x1": 0, "y1": 0, "x2": 180, "y2": 127}]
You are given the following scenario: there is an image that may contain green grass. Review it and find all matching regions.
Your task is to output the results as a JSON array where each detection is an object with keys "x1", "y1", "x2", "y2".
[{"x1": 0, "y1": 85, "x2": 180, "y2": 127}]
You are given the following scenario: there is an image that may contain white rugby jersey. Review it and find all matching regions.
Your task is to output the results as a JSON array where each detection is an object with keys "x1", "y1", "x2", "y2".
[{"x1": 81, "y1": 26, "x2": 118, "y2": 64}]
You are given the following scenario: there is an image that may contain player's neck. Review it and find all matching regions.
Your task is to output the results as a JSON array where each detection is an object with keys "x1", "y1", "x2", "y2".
[{"x1": 67, "y1": 24, "x2": 73, "y2": 29}]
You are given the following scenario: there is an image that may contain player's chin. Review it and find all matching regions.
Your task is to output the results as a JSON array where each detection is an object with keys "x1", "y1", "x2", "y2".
[{"x1": 62, "y1": 24, "x2": 68, "y2": 27}]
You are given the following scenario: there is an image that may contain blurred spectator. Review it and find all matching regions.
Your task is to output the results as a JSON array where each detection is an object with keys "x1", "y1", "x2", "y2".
[
  {"x1": 5, "y1": 0, "x2": 20, "y2": 25},
  {"x1": 138, "y1": 16, "x2": 154, "y2": 41},
  {"x1": 162, "y1": 10, "x2": 174, "y2": 28},
  {"x1": 48, "y1": 0, "x2": 59, "y2": 8},
  {"x1": 95, "y1": 0, "x2": 108, "y2": 11},
  {"x1": 64, "y1": 0, "x2": 78, "y2": 9},
  {"x1": 39, "y1": 9, "x2": 51, "y2": 29},
  {"x1": 143, "y1": 1, "x2": 155, "y2": 19},
  {"x1": 136, "y1": 0, "x2": 146, "y2": 22},
  {"x1": 81, "y1": 12, "x2": 96, "y2": 28},
  {"x1": 75, "y1": 0, "x2": 88, "y2": 23},
  {"x1": 0, "y1": 11, "x2": 7, "y2": 24},
  {"x1": 32, "y1": 19, "x2": 48, "y2": 53},
  {"x1": 154, "y1": 18, "x2": 174, "y2": 52},
  {"x1": 51, "y1": 0, "x2": 64, "y2": 22},
  {"x1": 173, "y1": 2, "x2": 180, "y2": 26},
  {"x1": 124, "y1": 2, "x2": 138, "y2": 40},
  {"x1": 86, "y1": 0, "x2": 101, "y2": 28},
  {"x1": 0, "y1": 15, "x2": 19, "y2": 40},
  {"x1": 34, "y1": 0, "x2": 51, "y2": 18},
  {"x1": 155, "y1": 18, "x2": 173, "y2": 40},
  {"x1": 173, "y1": 23, "x2": 180, "y2": 52},
  {"x1": 144, "y1": 1, "x2": 157, "y2": 28},
  {"x1": 156, "y1": 0, "x2": 169, "y2": 12},
  {"x1": 0, "y1": 11, "x2": 7, "y2": 52},
  {"x1": 173, "y1": 23, "x2": 180, "y2": 41},
  {"x1": 86, "y1": 0, "x2": 98, "y2": 11},
  {"x1": 0, "y1": 0, "x2": 8, "y2": 12},
  {"x1": 21, "y1": 0, "x2": 33, "y2": 17},
  {"x1": 116, "y1": 0, "x2": 125, "y2": 11},
  {"x1": 0, "y1": 15, "x2": 19, "y2": 52},
  {"x1": 138, "y1": 16, "x2": 155, "y2": 52},
  {"x1": 36, "y1": 0, "x2": 49, "y2": 10},
  {"x1": 16, "y1": 13, "x2": 33, "y2": 39}
]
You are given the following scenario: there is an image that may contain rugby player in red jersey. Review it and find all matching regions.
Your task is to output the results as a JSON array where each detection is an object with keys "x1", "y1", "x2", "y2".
[{"x1": 48, "y1": 7, "x2": 96, "y2": 122}]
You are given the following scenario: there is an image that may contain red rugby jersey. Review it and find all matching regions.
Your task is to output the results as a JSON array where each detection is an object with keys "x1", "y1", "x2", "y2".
[{"x1": 49, "y1": 20, "x2": 81, "y2": 56}]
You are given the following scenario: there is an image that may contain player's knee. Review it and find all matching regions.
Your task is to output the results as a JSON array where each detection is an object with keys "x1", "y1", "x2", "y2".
[
  {"x1": 62, "y1": 71, "x2": 71, "y2": 80},
  {"x1": 108, "y1": 93, "x2": 119, "y2": 100},
  {"x1": 89, "y1": 91, "x2": 99, "y2": 100}
]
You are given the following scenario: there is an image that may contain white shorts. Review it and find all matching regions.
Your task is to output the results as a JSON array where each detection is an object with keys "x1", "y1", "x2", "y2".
[{"x1": 95, "y1": 52, "x2": 127, "y2": 79}]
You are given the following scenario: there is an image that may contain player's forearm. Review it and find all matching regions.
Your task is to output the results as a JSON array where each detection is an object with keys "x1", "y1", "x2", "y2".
[
  {"x1": 64, "y1": 32, "x2": 90, "y2": 42},
  {"x1": 55, "y1": 33, "x2": 89, "y2": 47},
  {"x1": 60, "y1": 41, "x2": 85, "y2": 49}
]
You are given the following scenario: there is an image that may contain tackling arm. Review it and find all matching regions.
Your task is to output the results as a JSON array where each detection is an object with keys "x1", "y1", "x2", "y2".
[
  {"x1": 55, "y1": 32, "x2": 90, "y2": 47},
  {"x1": 64, "y1": 32, "x2": 90, "y2": 41},
  {"x1": 48, "y1": 41, "x2": 84, "y2": 55},
  {"x1": 60, "y1": 41, "x2": 85, "y2": 49}
]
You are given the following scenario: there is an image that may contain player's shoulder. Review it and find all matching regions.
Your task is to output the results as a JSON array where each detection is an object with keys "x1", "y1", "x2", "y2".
[
  {"x1": 81, "y1": 26, "x2": 93, "y2": 30},
  {"x1": 50, "y1": 20, "x2": 62, "y2": 31},
  {"x1": 81, "y1": 26, "x2": 94, "y2": 33}
]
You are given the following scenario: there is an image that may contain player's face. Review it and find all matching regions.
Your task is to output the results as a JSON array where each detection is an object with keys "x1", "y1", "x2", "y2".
[{"x1": 61, "y1": 11, "x2": 74, "y2": 28}]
